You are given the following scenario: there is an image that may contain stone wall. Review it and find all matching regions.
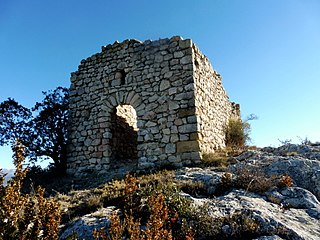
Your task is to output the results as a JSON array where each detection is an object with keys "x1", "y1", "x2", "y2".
[
  {"x1": 67, "y1": 36, "x2": 239, "y2": 176},
  {"x1": 192, "y1": 45, "x2": 239, "y2": 155}
]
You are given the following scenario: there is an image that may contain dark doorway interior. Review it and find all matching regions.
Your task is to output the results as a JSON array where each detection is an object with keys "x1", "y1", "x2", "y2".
[{"x1": 110, "y1": 105, "x2": 138, "y2": 168}]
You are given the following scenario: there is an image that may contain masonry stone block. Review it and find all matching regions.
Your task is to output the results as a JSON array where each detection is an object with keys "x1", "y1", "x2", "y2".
[{"x1": 176, "y1": 141, "x2": 200, "y2": 153}]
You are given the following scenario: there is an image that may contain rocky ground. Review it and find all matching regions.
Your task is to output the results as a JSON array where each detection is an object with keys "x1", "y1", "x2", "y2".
[{"x1": 59, "y1": 143, "x2": 320, "y2": 240}]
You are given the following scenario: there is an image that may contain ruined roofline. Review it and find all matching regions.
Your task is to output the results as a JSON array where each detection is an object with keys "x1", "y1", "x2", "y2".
[
  {"x1": 74, "y1": 36, "x2": 192, "y2": 72},
  {"x1": 101, "y1": 36, "x2": 187, "y2": 52},
  {"x1": 72, "y1": 36, "x2": 223, "y2": 80}
]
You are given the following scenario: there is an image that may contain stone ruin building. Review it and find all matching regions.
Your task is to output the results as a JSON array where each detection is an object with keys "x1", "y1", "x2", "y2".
[{"x1": 67, "y1": 36, "x2": 240, "y2": 176}]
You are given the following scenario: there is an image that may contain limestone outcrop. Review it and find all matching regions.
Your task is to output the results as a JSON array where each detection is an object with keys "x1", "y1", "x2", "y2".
[
  {"x1": 230, "y1": 143, "x2": 320, "y2": 199},
  {"x1": 60, "y1": 143, "x2": 320, "y2": 239}
]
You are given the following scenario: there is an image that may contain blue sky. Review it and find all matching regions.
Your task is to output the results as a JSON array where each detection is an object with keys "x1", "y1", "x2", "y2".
[{"x1": 1, "y1": 0, "x2": 320, "y2": 169}]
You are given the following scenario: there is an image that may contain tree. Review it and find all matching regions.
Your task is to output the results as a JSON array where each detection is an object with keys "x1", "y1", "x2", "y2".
[{"x1": 0, "y1": 87, "x2": 69, "y2": 174}]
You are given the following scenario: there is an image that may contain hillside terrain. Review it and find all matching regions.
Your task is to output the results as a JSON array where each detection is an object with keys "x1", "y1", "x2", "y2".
[{"x1": 57, "y1": 143, "x2": 320, "y2": 240}]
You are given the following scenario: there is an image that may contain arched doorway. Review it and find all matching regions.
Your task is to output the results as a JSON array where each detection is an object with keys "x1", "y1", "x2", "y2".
[{"x1": 110, "y1": 104, "x2": 138, "y2": 168}]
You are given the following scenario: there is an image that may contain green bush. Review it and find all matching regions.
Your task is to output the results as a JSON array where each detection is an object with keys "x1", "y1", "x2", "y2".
[{"x1": 225, "y1": 116, "x2": 253, "y2": 148}]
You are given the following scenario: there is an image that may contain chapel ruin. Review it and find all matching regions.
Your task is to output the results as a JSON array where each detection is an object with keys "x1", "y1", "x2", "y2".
[{"x1": 67, "y1": 36, "x2": 240, "y2": 176}]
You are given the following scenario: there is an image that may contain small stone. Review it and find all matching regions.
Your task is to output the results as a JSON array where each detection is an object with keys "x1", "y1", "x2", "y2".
[
  {"x1": 168, "y1": 156, "x2": 177, "y2": 163},
  {"x1": 174, "y1": 51, "x2": 184, "y2": 58},
  {"x1": 145, "y1": 121, "x2": 157, "y2": 127},
  {"x1": 164, "y1": 71, "x2": 173, "y2": 78},
  {"x1": 187, "y1": 116, "x2": 197, "y2": 123},
  {"x1": 159, "y1": 80, "x2": 171, "y2": 91},
  {"x1": 171, "y1": 134, "x2": 179, "y2": 143},
  {"x1": 179, "y1": 134, "x2": 189, "y2": 141},
  {"x1": 178, "y1": 124, "x2": 198, "y2": 133},
  {"x1": 161, "y1": 135, "x2": 170, "y2": 143},
  {"x1": 179, "y1": 39, "x2": 192, "y2": 49},
  {"x1": 169, "y1": 101, "x2": 179, "y2": 110},
  {"x1": 163, "y1": 128, "x2": 170, "y2": 135},
  {"x1": 155, "y1": 55, "x2": 163, "y2": 62},
  {"x1": 165, "y1": 143, "x2": 176, "y2": 154},
  {"x1": 164, "y1": 54, "x2": 173, "y2": 61},
  {"x1": 174, "y1": 119, "x2": 183, "y2": 126},
  {"x1": 168, "y1": 87, "x2": 177, "y2": 95},
  {"x1": 180, "y1": 55, "x2": 192, "y2": 65}
]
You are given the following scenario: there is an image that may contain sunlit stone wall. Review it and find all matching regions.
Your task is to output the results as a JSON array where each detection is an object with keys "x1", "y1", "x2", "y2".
[{"x1": 67, "y1": 36, "x2": 239, "y2": 176}]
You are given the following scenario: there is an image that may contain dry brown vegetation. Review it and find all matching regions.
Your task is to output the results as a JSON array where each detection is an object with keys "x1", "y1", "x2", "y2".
[
  {"x1": 1, "y1": 154, "x2": 294, "y2": 239},
  {"x1": 90, "y1": 171, "x2": 293, "y2": 240},
  {"x1": 0, "y1": 142, "x2": 61, "y2": 240},
  {"x1": 0, "y1": 119, "x2": 295, "y2": 239}
]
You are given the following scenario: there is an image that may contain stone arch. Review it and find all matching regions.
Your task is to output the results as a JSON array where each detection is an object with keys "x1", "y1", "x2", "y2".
[
  {"x1": 104, "y1": 91, "x2": 142, "y2": 117},
  {"x1": 104, "y1": 91, "x2": 143, "y2": 169}
]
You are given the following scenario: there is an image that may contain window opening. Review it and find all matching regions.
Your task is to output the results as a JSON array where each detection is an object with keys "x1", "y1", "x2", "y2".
[{"x1": 120, "y1": 70, "x2": 126, "y2": 85}]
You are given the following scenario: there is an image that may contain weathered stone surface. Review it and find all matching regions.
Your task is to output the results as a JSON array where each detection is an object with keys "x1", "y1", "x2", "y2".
[
  {"x1": 178, "y1": 124, "x2": 197, "y2": 133},
  {"x1": 205, "y1": 190, "x2": 320, "y2": 240},
  {"x1": 168, "y1": 101, "x2": 179, "y2": 110},
  {"x1": 176, "y1": 141, "x2": 200, "y2": 153},
  {"x1": 175, "y1": 146, "x2": 320, "y2": 239},
  {"x1": 265, "y1": 187, "x2": 320, "y2": 219},
  {"x1": 231, "y1": 144, "x2": 320, "y2": 200},
  {"x1": 67, "y1": 37, "x2": 239, "y2": 177},
  {"x1": 159, "y1": 80, "x2": 170, "y2": 91},
  {"x1": 59, "y1": 207, "x2": 114, "y2": 240},
  {"x1": 254, "y1": 236, "x2": 284, "y2": 240},
  {"x1": 165, "y1": 143, "x2": 176, "y2": 154}
]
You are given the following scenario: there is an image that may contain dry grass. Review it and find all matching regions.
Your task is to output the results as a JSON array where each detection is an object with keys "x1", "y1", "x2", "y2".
[{"x1": 201, "y1": 151, "x2": 229, "y2": 168}]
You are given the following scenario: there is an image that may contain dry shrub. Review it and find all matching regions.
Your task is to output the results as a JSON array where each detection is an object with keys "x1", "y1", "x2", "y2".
[
  {"x1": 234, "y1": 167, "x2": 277, "y2": 194},
  {"x1": 225, "y1": 117, "x2": 247, "y2": 148},
  {"x1": 225, "y1": 115, "x2": 256, "y2": 149},
  {"x1": 93, "y1": 174, "x2": 180, "y2": 240},
  {"x1": 88, "y1": 170, "x2": 295, "y2": 239},
  {"x1": 221, "y1": 210, "x2": 261, "y2": 238},
  {"x1": 61, "y1": 171, "x2": 176, "y2": 228},
  {"x1": 144, "y1": 193, "x2": 173, "y2": 240},
  {"x1": 180, "y1": 180, "x2": 207, "y2": 197},
  {"x1": 0, "y1": 141, "x2": 61, "y2": 240},
  {"x1": 277, "y1": 174, "x2": 293, "y2": 188},
  {"x1": 97, "y1": 179, "x2": 127, "y2": 207},
  {"x1": 214, "y1": 172, "x2": 234, "y2": 196},
  {"x1": 201, "y1": 147, "x2": 247, "y2": 168},
  {"x1": 183, "y1": 205, "x2": 263, "y2": 239},
  {"x1": 235, "y1": 168, "x2": 294, "y2": 194},
  {"x1": 285, "y1": 151, "x2": 299, "y2": 157},
  {"x1": 215, "y1": 168, "x2": 294, "y2": 196}
]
